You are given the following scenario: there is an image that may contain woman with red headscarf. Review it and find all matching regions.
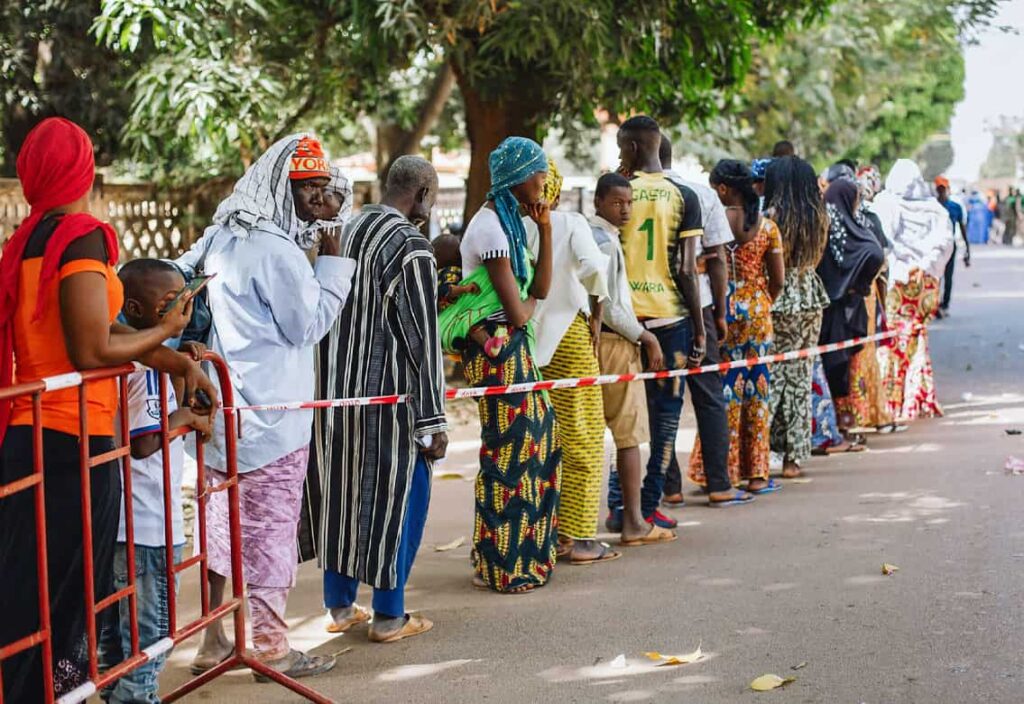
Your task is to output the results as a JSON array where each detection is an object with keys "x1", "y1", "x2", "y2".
[{"x1": 0, "y1": 118, "x2": 217, "y2": 701}]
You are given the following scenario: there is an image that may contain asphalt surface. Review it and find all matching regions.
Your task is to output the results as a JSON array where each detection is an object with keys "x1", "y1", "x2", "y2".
[{"x1": 158, "y1": 246, "x2": 1024, "y2": 704}]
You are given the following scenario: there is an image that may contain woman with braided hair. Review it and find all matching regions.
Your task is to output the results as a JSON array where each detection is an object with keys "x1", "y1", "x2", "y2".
[
  {"x1": 763, "y1": 156, "x2": 830, "y2": 479},
  {"x1": 689, "y1": 160, "x2": 784, "y2": 492}
]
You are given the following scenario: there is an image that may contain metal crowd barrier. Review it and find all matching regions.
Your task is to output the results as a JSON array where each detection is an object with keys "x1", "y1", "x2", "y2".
[{"x1": 0, "y1": 352, "x2": 333, "y2": 703}]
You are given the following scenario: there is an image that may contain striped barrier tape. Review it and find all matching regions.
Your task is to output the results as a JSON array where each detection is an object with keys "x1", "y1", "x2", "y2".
[{"x1": 227, "y1": 324, "x2": 915, "y2": 412}]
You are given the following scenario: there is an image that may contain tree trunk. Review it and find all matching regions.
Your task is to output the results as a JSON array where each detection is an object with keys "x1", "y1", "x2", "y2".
[
  {"x1": 453, "y1": 63, "x2": 542, "y2": 222},
  {"x1": 376, "y1": 62, "x2": 456, "y2": 182}
]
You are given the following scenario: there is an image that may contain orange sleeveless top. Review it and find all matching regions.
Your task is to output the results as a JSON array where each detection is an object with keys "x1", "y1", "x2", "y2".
[{"x1": 9, "y1": 257, "x2": 124, "y2": 436}]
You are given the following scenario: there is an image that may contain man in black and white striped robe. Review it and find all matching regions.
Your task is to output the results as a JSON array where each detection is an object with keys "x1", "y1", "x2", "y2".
[{"x1": 300, "y1": 156, "x2": 448, "y2": 643}]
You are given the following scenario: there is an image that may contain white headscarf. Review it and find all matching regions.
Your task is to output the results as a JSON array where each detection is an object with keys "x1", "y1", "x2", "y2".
[
  {"x1": 213, "y1": 133, "x2": 306, "y2": 241},
  {"x1": 873, "y1": 159, "x2": 953, "y2": 288}
]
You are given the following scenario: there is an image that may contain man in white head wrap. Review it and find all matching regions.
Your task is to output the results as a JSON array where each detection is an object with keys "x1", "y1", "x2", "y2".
[
  {"x1": 178, "y1": 134, "x2": 355, "y2": 679},
  {"x1": 872, "y1": 159, "x2": 952, "y2": 422}
]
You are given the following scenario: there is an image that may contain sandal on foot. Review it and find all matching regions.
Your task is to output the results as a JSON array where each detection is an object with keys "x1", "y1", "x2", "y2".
[
  {"x1": 745, "y1": 479, "x2": 782, "y2": 495},
  {"x1": 662, "y1": 493, "x2": 686, "y2": 507},
  {"x1": 825, "y1": 440, "x2": 865, "y2": 454},
  {"x1": 556, "y1": 536, "x2": 574, "y2": 560},
  {"x1": 190, "y1": 648, "x2": 239, "y2": 676},
  {"x1": 620, "y1": 524, "x2": 678, "y2": 547},
  {"x1": 369, "y1": 614, "x2": 434, "y2": 643},
  {"x1": 325, "y1": 604, "x2": 371, "y2": 634},
  {"x1": 709, "y1": 490, "x2": 755, "y2": 507},
  {"x1": 252, "y1": 649, "x2": 336, "y2": 682},
  {"x1": 472, "y1": 576, "x2": 535, "y2": 595},
  {"x1": 570, "y1": 542, "x2": 622, "y2": 566}
]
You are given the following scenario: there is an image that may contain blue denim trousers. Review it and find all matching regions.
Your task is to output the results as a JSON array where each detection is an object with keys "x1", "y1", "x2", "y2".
[
  {"x1": 99, "y1": 544, "x2": 183, "y2": 704},
  {"x1": 323, "y1": 455, "x2": 430, "y2": 619}
]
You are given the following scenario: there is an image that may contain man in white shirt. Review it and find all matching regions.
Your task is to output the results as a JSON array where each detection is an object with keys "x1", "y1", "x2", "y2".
[{"x1": 180, "y1": 135, "x2": 355, "y2": 680}]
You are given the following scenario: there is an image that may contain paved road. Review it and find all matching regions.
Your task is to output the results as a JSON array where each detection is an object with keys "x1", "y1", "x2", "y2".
[{"x1": 161, "y1": 247, "x2": 1024, "y2": 704}]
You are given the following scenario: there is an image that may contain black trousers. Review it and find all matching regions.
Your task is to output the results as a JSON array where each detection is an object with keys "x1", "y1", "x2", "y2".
[
  {"x1": 664, "y1": 307, "x2": 731, "y2": 496},
  {"x1": 0, "y1": 427, "x2": 120, "y2": 703},
  {"x1": 941, "y1": 242, "x2": 957, "y2": 311}
]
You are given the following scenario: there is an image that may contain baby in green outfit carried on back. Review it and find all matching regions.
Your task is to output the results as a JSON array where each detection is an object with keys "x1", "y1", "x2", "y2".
[{"x1": 433, "y1": 233, "x2": 522, "y2": 358}]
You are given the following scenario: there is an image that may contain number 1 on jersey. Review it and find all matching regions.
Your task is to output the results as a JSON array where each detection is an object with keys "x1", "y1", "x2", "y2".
[{"x1": 639, "y1": 218, "x2": 655, "y2": 260}]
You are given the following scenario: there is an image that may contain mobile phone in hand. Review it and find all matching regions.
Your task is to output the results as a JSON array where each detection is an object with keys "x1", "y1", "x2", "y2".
[{"x1": 161, "y1": 274, "x2": 215, "y2": 316}]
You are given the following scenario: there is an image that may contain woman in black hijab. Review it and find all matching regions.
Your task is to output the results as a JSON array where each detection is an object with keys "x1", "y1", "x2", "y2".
[{"x1": 817, "y1": 178, "x2": 886, "y2": 412}]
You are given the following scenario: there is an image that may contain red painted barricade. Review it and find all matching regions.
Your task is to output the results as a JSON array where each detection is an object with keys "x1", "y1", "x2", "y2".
[{"x1": 0, "y1": 353, "x2": 333, "y2": 703}]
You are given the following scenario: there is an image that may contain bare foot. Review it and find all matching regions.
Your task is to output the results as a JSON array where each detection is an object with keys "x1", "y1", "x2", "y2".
[
  {"x1": 781, "y1": 462, "x2": 803, "y2": 479},
  {"x1": 747, "y1": 478, "x2": 769, "y2": 492}
]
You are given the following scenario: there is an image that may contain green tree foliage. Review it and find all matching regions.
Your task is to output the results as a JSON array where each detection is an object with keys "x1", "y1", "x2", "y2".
[
  {"x1": 690, "y1": 0, "x2": 990, "y2": 173},
  {"x1": 0, "y1": 0, "x2": 142, "y2": 175},
  {"x1": 96, "y1": 0, "x2": 831, "y2": 210}
]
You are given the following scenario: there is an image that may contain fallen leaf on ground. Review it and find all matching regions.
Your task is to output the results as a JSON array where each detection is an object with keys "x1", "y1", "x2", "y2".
[
  {"x1": 609, "y1": 654, "x2": 627, "y2": 669},
  {"x1": 328, "y1": 646, "x2": 353, "y2": 658},
  {"x1": 882, "y1": 563, "x2": 899, "y2": 575},
  {"x1": 791, "y1": 662, "x2": 808, "y2": 670},
  {"x1": 434, "y1": 536, "x2": 466, "y2": 552},
  {"x1": 1005, "y1": 429, "x2": 1022, "y2": 436},
  {"x1": 434, "y1": 471, "x2": 467, "y2": 480},
  {"x1": 751, "y1": 674, "x2": 796, "y2": 691},
  {"x1": 644, "y1": 645, "x2": 704, "y2": 666},
  {"x1": 1006, "y1": 456, "x2": 1024, "y2": 475}
]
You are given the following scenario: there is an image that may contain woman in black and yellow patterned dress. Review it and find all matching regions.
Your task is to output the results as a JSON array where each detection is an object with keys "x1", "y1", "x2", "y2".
[{"x1": 458, "y1": 137, "x2": 560, "y2": 594}]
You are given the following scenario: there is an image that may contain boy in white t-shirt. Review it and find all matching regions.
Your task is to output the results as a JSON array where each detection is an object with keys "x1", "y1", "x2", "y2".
[{"x1": 100, "y1": 259, "x2": 211, "y2": 704}]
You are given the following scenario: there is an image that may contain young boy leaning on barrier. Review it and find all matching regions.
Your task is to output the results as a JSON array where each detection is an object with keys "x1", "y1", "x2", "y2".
[{"x1": 99, "y1": 258, "x2": 212, "y2": 704}]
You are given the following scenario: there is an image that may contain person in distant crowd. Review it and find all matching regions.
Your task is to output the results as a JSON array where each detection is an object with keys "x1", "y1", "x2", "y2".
[
  {"x1": 966, "y1": 190, "x2": 991, "y2": 244},
  {"x1": 772, "y1": 140, "x2": 796, "y2": 158},
  {"x1": 1002, "y1": 186, "x2": 1019, "y2": 245},
  {"x1": 0, "y1": 117, "x2": 216, "y2": 702},
  {"x1": 658, "y1": 134, "x2": 751, "y2": 508},
  {"x1": 525, "y1": 160, "x2": 614, "y2": 564},
  {"x1": 874, "y1": 159, "x2": 953, "y2": 422},
  {"x1": 99, "y1": 259, "x2": 213, "y2": 704},
  {"x1": 590, "y1": 173, "x2": 674, "y2": 546},
  {"x1": 689, "y1": 160, "x2": 784, "y2": 493},
  {"x1": 826, "y1": 159, "x2": 857, "y2": 185},
  {"x1": 751, "y1": 157, "x2": 772, "y2": 200},
  {"x1": 816, "y1": 179, "x2": 885, "y2": 442},
  {"x1": 617, "y1": 115, "x2": 751, "y2": 518},
  {"x1": 935, "y1": 175, "x2": 971, "y2": 317},
  {"x1": 458, "y1": 137, "x2": 559, "y2": 594},
  {"x1": 834, "y1": 167, "x2": 897, "y2": 435},
  {"x1": 301, "y1": 156, "x2": 448, "y2": 643},
  {"x1": 763, "y1": 156, "x2": 830, "y2": 479},
  {"x1": 182, "y1": 135, "x2": 355, "y2": 679}
]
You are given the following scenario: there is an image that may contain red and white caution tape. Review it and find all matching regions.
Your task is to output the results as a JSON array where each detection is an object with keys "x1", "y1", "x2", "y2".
[{"x1": 227, "y1": 325, "x2": 914, "y2": 412}]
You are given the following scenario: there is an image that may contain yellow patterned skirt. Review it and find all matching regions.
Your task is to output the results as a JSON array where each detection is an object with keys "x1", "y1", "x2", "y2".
[
  {"x1": 463, "y1": 321, "x2": 561, "y2": 593},
  {"x1": 541, "y1": 314, "x2": 605, "y2": 540}
]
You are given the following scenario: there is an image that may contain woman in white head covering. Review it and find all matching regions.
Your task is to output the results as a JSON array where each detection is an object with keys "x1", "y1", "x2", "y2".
[{"x1": 872, "y1": 159, "x2": 953, "y2": 422}]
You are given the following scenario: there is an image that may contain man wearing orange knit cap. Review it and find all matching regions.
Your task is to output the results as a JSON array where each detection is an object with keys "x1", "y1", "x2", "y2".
[{"x1": 180, "y1": 134, "x2": 356, "y2": 681}]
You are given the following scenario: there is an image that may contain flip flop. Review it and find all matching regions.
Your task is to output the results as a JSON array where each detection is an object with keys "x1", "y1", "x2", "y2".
[
  {"x1": 708, "y1": 490, "x2": 755, "y2": 507},
  {"x1": 570, "y1": 542, "x2": 623, "y2": 566},
  {"x1": 252, "y1": 649, "x2": 336, "y2": 682},
  {"x1": 620, "y1": 524, "x2": 678, "y2": 547},
  {"x1": 662, "y1": 493, "x2": 686, "y2": 507},
  {"x1": 368, "y1": 613, "x2": 434, "y2": 643},
  {"x1": 745, "y1": 479, "x2": 782, "y2": 495},
  {"x1": 325, "y1": 604, "x2": 371, "y2": 633}
]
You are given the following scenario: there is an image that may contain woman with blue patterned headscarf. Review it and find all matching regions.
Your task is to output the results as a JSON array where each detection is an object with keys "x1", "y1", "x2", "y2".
[{"x1": 457, "y1": 136, "x2": 562, "y2": 594}]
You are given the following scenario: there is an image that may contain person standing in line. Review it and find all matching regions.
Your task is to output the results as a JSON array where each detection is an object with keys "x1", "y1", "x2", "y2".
[
  {"x1": 458, "y1": 137, "x2": 560, "y2": 594},
  {"x1": 772, "y1": 140, "x2": 796, "y2": 158},
  {"x1": 764, "y1": 156, "x2": 830, "y2": 479},
  {"x1": 0, "y1": 118, "x2": 215, "y2": 702},
  {"x1": 524, "y1": 160, "x2": 615, "y2": 565},
  {"x1": 616, "y1": 115, "x2": 750, "y2": 523},
  {"x1": 658, "y1": 136, "x2": 752, "y2": 508},
  {"x1": 688, "y1": 160, "x2": 784, "y2": 494},
  {"x1": 935, "y1": 176, "x2": 971, "y2": 317},
  {"x1": 302, "y1": 156, "x2": 448, "y2": 643},
  {"x1": 589, "y1": 173, "x2": 675, "y2": 546},
  {"x1": 873, "y1": 159, "x2": 953, "y2": 422},
  {"x1": 183, "y1": 135, "x2": 355, "y2": 679}
]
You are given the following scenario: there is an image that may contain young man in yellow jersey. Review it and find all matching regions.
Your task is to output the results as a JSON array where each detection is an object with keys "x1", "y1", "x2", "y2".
[{"x1": 616, "y1": 116, "x2": 752, "y2": 524}]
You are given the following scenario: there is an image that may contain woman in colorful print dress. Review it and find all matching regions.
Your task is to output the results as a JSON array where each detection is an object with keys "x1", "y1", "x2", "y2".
[
  {"x1": 872, "y1": 159, "x2": 953, "y2": 421},
  {"x1": 690, "y1": 160, "x2": 784, "y2": 492}
]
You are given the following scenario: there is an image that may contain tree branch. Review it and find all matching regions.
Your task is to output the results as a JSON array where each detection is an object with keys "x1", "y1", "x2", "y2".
[
  {"x1": 378, "y1": 60, "x2": 456, "y2": 178},
  {"x1": 272, "y1": 15, "x2": 334, "y2": 142}
]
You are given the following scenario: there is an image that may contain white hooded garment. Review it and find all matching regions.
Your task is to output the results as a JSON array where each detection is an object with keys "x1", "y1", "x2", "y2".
[{"x1": 872, "y1": 159, "x2": 954, "y2": 289}]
